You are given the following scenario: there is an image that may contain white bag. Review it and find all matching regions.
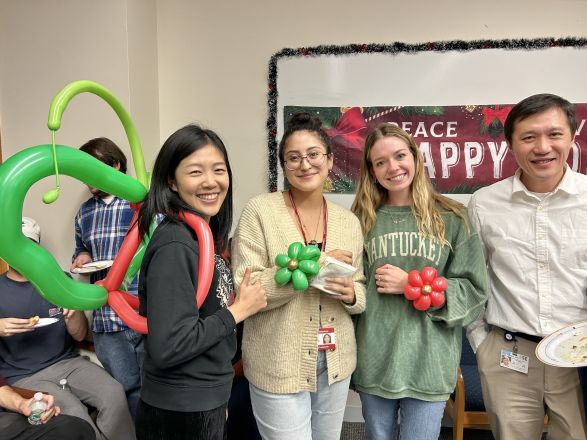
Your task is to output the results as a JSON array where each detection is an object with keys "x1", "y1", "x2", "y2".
[{"x1": 310, "y1": 256, "x2": 357, "y2": 296}]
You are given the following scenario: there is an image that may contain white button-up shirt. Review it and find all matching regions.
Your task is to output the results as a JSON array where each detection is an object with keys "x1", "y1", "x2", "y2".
[{"x1": 467, "y1": 168, "x2": 587, "y2": 351}]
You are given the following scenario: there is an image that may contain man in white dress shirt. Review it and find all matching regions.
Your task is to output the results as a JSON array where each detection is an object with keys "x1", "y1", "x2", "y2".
[{"x1": 468, "y1": 93, "x2": 587, "y2": 440}]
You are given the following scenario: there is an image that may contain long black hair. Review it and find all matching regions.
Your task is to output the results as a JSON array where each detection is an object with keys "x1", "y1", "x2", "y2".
[{"x1": 138, "y1": 124, "x2": 233, "y2": 253}]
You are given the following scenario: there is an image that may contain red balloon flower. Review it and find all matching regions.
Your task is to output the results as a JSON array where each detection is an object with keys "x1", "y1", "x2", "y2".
[{"x1": 403, "y1": 266, "x2": 447, "y2": 311}]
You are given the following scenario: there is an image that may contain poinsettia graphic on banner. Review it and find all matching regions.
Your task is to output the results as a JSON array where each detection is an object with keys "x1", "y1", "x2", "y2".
[{"x1": 284, "y1": 104, "x2": 587, "y2": 194}]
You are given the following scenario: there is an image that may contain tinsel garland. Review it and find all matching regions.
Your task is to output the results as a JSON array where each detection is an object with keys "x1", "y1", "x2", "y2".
[{"x1": 266, "y1": 37, "x2": 587, "y2": 191}]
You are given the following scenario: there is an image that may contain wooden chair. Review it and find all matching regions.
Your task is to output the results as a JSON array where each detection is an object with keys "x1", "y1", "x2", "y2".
[{"x1": 445, "y1": 330, "x2": 490, "y2": 440}]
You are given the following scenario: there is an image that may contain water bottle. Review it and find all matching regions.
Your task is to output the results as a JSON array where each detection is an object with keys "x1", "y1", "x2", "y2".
[
  {"x1": 27, "y1": 392, "x2": 47, "y2": 425},
  {"x1": 59, "y1": 378, "x2": 70, "y2": 391}
]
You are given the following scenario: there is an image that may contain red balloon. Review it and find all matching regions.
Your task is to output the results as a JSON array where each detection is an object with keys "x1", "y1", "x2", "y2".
[
  {"x1": 404, "y1": 285, "x2": 421, "y2": 301},
  {"x1": 108, "y1": 290, "x2": 147, "y2": 334},
  {"x1": 429, "y1": 290, "x2": 446, "y2": 308},
  {"x1": 404, "y1": 266, "x2": 447, "y2": 312},
  {"x1": 431, "y1": 277, "x2": 448, "y2": 293},
  {"x1": 101, "y1": 209, "x2": 141, "y2": 292},
  {"x1": 420, "y1": 266, "x2": 437, "y2": 284},
  {"x1": 179, "y1": 212, "x2": 214, "y2": 310},
  {"x1": 413, "y1": 295, "x2": 432, "y2": 311},
  {"x1": 102, "y1": 211, "x2": 215, "y2": 334},
  {"x1": 407, "y1": 270, "x2": 423, "y2": 288}
]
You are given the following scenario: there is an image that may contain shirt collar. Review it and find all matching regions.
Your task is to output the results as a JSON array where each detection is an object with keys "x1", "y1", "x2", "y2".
[{"x1": 511, "y1": 166, "x2": 578, "y2": 197}]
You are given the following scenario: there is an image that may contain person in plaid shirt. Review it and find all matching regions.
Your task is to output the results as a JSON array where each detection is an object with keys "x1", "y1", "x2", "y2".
[{"x1": 70, "y1": 137, "x2": 144, "y2": 420}]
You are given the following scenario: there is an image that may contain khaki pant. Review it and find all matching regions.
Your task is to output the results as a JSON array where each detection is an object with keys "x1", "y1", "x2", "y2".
[{"x1": 477, "y1": 327, "x2": 587, "y2": 440}]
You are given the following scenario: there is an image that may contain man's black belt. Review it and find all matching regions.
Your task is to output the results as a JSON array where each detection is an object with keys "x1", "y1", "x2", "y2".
[{"x1": 502, "y1": 329, "x2": 543, "y2": 344}]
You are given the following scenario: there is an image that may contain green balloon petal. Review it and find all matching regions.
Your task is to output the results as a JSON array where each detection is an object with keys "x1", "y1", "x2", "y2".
[
  {"x1": 275, "y1": 254, "x2": 291, "y2": 268},
  {"x1": 274, "y1": 267, "x2": 292, "y2": 285},
  {"x1": 292, "y1": 269, "x2": 309, "y2": 291},
  {"x1": 288, "y1": 242, "x2": 303, "y2": 259},
  {"x1": 298, "y1": 245, "x2": 321, "y2": 261},
  {"x1": 298, "y1": 259, "x2": 320, "y2": 275}
]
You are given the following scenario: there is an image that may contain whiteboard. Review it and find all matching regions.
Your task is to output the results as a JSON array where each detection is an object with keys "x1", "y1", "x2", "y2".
[{"x1": 273, "y1": 43, "x2": 587, "y2": 208}]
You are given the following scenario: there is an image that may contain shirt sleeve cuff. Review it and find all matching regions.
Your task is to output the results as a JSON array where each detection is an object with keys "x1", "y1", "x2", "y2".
[{"x1": 216, "y1": 308, "x2": 237, "y2": 335}]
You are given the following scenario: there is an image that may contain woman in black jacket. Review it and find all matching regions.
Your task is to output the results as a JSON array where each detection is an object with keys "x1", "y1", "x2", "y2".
[{"x1": 135, "y1": 124, "x2": 266, "y2": 440}]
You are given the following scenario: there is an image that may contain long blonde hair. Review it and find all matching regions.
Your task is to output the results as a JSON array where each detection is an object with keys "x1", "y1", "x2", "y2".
[{"x1": 351, "y1": 123, "x2": 468, "y2": 247}]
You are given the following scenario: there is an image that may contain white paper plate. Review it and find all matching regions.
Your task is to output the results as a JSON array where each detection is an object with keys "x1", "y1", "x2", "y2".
[
  {"x1": 34, "y1": 317, "x2": 59, "y2": 328},
  {"x1": 536, "y1": 321, "x2": 587, "y2": 368},
  {"x1": 71, "y1": 260, "x2": 114, "y2": 274}
]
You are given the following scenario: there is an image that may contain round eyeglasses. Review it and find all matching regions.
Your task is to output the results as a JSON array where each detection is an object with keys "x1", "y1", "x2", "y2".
[{"x1": 284, "y1": 151, "x2": 328, "y2": 171}]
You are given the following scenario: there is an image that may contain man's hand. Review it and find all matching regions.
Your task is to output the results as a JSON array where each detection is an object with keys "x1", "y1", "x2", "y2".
[
  {"x1": 0, "y1": 317, "x2": 35, "y2": 337},
  {"x1": 20, "y1": 393, "x2": 60, "y2": 423},
  {"x1": 70, "y1": 252, "x2": 92, "y2": 272}
]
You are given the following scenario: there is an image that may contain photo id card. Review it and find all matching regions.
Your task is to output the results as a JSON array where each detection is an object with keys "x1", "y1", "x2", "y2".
[
  {"x1": 317, "y1": 327, "x2": 336, "y2": 351},
  {"x1": 500, "y1": 348, "x2": 529, "y2": 374}
]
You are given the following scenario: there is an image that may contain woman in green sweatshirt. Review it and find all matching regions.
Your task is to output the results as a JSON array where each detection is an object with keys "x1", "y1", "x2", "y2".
[{"x1": 351, "y1": 124, "x2": 488, "y2": 440}]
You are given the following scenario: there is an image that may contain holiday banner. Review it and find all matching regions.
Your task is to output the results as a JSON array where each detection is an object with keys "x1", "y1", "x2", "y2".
[{"x1": 284, "y1": 105, "x2": 587, "y2": 194}]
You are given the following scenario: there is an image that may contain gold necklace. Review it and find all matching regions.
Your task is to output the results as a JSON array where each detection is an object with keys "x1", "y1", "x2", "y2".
[{"x1": 390, "y1": 216, "x2": 409, "y2": 224}]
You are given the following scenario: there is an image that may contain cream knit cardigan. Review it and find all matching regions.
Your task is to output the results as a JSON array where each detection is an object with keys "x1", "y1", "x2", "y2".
[{"x1": 232, "y1": 192, "x2": 366, "y2": 394}]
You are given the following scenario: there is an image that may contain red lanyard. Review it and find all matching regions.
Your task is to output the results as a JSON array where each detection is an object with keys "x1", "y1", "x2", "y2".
[{"x1": 288, "y1": 190, "x2": 327, "y2": 251}]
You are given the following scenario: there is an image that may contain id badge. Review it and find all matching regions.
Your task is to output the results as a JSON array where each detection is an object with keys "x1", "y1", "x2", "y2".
[
  {"x1": 317, "y1": 327, "x2": 336, "y2": 351},
  {"x1": 500, "y1": 348, "x2": 529, "y2": 374}
]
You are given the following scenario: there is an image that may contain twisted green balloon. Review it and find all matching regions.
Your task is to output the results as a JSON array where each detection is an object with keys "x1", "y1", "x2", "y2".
[
  {"x1": 274, "y1": 242, "x2": 321, "y2": 291},
  {"x1": 45, "y1": 80, "x2": 151, "y2": 293},
  {"x1": 47, "y1": 80, "x2": 149, "y2": 188},
  {"x1": 0, "y1": 146, "x2": 146, "y2": 309}
]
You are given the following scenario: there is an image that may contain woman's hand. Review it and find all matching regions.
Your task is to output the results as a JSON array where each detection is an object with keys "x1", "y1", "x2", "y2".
[
  {"x1": 374, "y1": 264, "x2": 408, "y2": 295},
  {"x1": 324, "y1": 276, "x2": 356, "y2": 305},
  {"x1": 229, "y1": 268, "x2": 267, "y2": 324},
  {"x1": 0, "y1": 317, "x2": 34, "y2": 337},
  {"x1": 327, "y1": 249, "x2": 353, "y2": 265}
]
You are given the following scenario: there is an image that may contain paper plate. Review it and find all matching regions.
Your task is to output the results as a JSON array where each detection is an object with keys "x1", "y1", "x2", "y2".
[
  {"x1": 536, "y1": 321, "x2": 587, "y2": 368},
  {"x1": 71, "y1": 260, "x2": 114, "y2": 274},
  {"x1": 34, "y1": 317, "x2": 59, "y2": 328}
]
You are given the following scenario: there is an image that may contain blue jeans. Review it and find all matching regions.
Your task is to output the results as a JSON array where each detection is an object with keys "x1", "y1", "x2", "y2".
[
  {"x1": 249, "y1": 351, "x2": 350, "y2": 440},
  {"x1": 359, "y1": 392, "x2": 446, "y2": 440},
  {"x1": 93, "y1": 328, "x2": 145, "y2": 420}
]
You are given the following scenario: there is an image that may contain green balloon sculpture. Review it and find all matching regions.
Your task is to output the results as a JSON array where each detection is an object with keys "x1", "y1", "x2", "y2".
[
  {"x1": 0, "y1": 80, "x2": 149, "y2": 310},
  {"x1": 274, "y1": 242, "x2": 321, "y2": 291}
]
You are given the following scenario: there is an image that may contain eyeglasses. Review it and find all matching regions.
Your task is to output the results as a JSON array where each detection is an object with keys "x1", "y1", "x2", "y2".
[{"x1": 284, "y1": 151, "x2": 328, "y2": 171}]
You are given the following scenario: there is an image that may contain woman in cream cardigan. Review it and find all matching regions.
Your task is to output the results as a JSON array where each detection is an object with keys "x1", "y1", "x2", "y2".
[{"x1": 231, "y1": 113, "x2": 366, "y2": 440}]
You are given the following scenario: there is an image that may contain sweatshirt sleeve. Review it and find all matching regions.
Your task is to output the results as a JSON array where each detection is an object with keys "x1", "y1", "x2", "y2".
[
  {"x1": 232, "y1": 198, "x2": 301, "y2": 311},
  {"x1": 427, "y1": 216, "x2": 489, "y2": 328},
  {"x1": 145, "y1": 241, "x2": 236, "y2": 369},
  {"x1": 465, "y1": 193, "x2": 491, "y2": 351},
  {"x1": 341, "y1": 212, "x2": 366, "y2": 315}
]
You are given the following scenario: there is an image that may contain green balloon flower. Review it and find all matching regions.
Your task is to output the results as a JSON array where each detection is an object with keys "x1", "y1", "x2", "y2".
[{"x1": 274, "y1": 242, "x2": 321, "y2": 291}]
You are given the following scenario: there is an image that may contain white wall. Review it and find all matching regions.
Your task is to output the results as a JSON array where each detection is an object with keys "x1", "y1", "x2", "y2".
[
  {"x1": 0, "y1": 0, "x2": 159, "y2": 267},
  {"x1": 154, "y1": 0, "x2": 587, "y2": 220},
  {"x1": 2, "y1": 0, "x2": 587, "y2": 265}
]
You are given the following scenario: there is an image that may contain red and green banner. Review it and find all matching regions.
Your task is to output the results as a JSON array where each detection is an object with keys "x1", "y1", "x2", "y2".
[{"x1": 284, "y1": 105, "x2": 587, "y2": 194}]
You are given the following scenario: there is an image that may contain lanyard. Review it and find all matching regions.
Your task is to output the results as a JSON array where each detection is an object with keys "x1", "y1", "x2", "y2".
[{"x1": 288, "y1": 190, "x2": 327, "y2": 251}]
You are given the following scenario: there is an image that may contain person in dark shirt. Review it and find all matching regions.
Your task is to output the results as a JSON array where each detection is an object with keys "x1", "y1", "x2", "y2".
[
  {"x1": 0, "y1": 217, "x2": 135, "y2": 440},
  {"x1": 0, "y1": 375, "x2": 95, "y2": 440},
  {"x1": 135, "y1": 124, "x2": 266, "y2": 440}
]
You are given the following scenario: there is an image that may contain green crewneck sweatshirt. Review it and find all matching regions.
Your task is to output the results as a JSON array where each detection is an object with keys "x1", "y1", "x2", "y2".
[{"x1": 353, "y1": 205, "x2": 488, "y2": 401}]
